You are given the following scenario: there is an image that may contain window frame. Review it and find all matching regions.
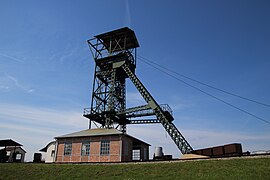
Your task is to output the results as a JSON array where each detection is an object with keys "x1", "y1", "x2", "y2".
[
  {"x1": 64, "y1": 142, "x2": 72, "y2": 156},
  {"x1": 132, "y1": 149, "x2": 140, "y2": 161},
  {"x1": 100, "y1": 140, "x2": 110, "y2": 155},
  {"x1": 81, "y1": 141, "x2": 91, "y2": 156},
  {"x1": 51, "y1": 150, "x2": 55, "y2": 157},
  {"x1": 15, "y1": 153, "x2": 22, "y2": 160}
]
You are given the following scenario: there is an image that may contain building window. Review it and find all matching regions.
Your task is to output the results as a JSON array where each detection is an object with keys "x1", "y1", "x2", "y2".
[
  {"x1": 64, "y1": 143, "x2": 72, "y2": 156},
  {"x1": 100, "y1": 140, "x2": 110, "y2": 155},
  {"x1": 81, "y1": 141, "x2": 90, "y2": 156},
  {"x1": 132, "y1": 149, "x2": 140, "y2": 161},
  {"x1": 6, "y1": 151, "x2": 11, "y2": 156},
  {"x1": 51, "y1": 150, "x2": 55, "y2": 157},
  {"x1": 16, "y1": 153, "x2": 22, "y2": 160}
]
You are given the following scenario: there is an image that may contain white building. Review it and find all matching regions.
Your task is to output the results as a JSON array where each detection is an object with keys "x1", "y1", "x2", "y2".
[{"x1": 40, "y1": 141, "x2": 56, "y2": 163}]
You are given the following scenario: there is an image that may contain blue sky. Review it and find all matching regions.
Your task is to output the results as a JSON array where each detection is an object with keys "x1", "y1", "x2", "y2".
[{"x1": 0, "y1": 0, "x2": 270, "y2": 161}]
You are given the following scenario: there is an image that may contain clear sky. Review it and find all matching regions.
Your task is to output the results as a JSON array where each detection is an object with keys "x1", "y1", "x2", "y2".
[{"x1": 0, "y1": 0, "x2": 269, "y2": 161}]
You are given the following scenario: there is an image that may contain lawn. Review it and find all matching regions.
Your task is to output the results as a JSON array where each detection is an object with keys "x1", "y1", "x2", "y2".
[{"x1": 0, "y1": 157, "x2": 269, "y2": 179}]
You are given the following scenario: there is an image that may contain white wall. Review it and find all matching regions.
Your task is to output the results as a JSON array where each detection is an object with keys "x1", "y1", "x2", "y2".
[{"x1": 45, "y1": 143, "x2": 55, "y2": 163}]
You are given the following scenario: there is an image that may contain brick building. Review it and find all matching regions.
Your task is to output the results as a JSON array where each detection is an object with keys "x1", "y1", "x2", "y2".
[{"x1": 55, "y1": 128, "x2": 150, "y2": 163}]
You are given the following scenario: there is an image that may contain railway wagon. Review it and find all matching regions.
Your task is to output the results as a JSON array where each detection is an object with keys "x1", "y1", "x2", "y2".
[
  {"x1": 193, "y1": 143, "x2": 243, "y2": 157},
  {"x1": 224, "y1": 143, "x2": 242, "y2": 156},
  {"x1": 212, "y1": 146, "x2": 224, "y2": 157}
]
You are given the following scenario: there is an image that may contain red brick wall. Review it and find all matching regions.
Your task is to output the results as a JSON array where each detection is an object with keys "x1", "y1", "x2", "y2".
[
  {"x1": 90, "y1": 140, "x2": 100, "y2": 155},
  {"x1": 56, "y1": 139, "x2": 69, "y2": 162},
  {"x1": 81, "y1": 156, "x2": 88, "y2": 162},
  {"x1": 110, "y1": 155, "x2": 120, "y2": 162},
  {"x1": 90, "y1": 155, "x2": 99, "y2": 162},
  {"x1": 55, "y1": 134, "x2": 149, "y2": 163},
  {"x1": 100, "y1": 155, "x2": 109, "y2": 162},
  {"x1": 89, "y1": 139, "x2": 99, "y2": 162},
  {"x1": 57, "y1": 142, "x2": 64, "y2": 162},
  {"x1": 55, "y1": 135, "x2": 122, "y2": 163},
  {"x1": 110, "y1": 140, "x2": 120, "y2": 154},
  {"x1": 71, "y1": 138, "x2": 82, "y2": 162}
]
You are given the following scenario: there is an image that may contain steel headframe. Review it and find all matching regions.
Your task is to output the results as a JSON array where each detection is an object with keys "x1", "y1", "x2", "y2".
[
  {"x1": 83, "y1": 27, "x2": 193, "y2": 154},
  {"x1": 84, "y1": 27, "x2": 138, "y2": 132}
]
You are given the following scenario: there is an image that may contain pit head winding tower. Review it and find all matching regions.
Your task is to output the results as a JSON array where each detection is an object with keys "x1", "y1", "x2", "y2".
[{"x1": 84, "y1": 27, "x2": 193, "y2": 154}]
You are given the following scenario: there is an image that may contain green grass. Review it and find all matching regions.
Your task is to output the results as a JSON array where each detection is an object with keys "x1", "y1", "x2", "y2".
[{"x1": 0, "y1": 157, "x2": 269, "y2": 180}]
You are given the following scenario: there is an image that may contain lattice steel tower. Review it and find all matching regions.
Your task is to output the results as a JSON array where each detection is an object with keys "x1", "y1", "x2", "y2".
[{"x1": 84, "y1": 27, "x2": 193, "y2": 154}]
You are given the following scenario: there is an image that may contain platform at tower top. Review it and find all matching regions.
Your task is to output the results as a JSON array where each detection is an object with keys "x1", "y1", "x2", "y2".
[{"x1": 95, "y1": 27, "x2": 139, "y2": 52}]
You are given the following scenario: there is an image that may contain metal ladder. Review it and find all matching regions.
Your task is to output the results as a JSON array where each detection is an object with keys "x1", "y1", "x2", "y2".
[{"x1": 122, "y1": 63, "x2": 193, "y2": 154}]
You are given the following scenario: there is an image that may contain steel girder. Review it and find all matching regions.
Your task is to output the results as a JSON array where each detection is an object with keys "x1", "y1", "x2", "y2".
[{"x1": 121, "y1": 63, "x2": 193, "y2": 154}]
